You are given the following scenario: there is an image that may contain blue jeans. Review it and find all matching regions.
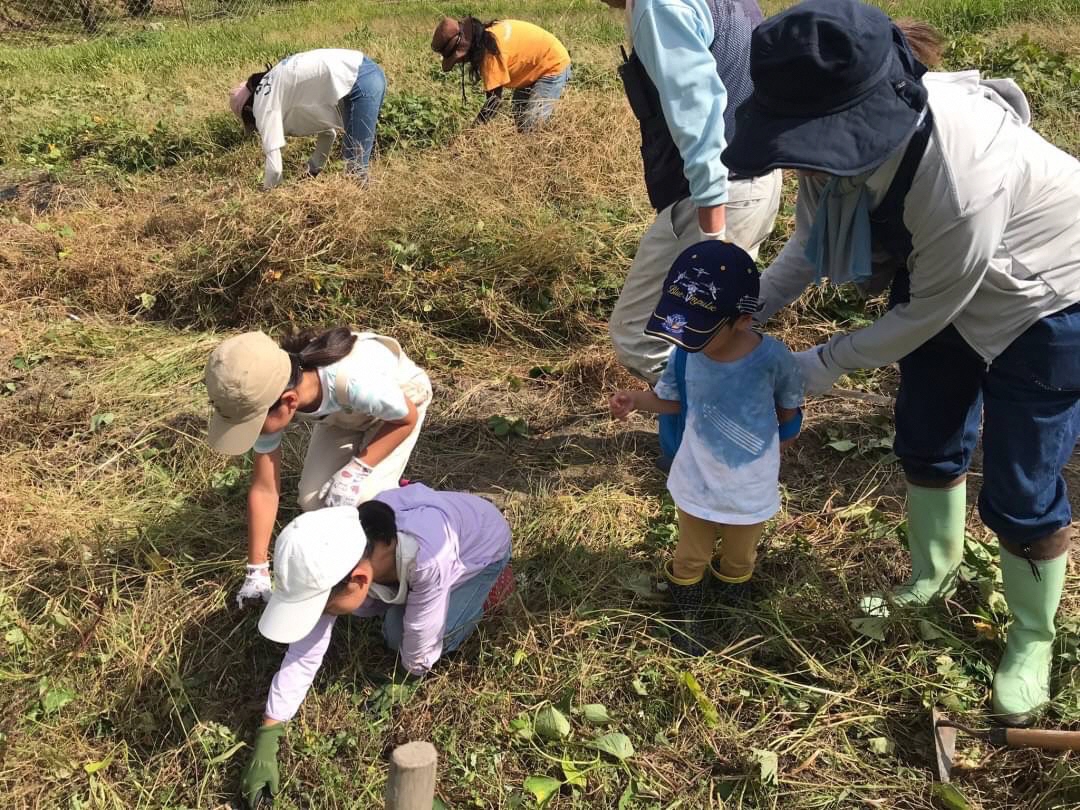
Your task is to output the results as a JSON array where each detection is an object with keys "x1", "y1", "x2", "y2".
[
  {"x1": 893, "y1": 302, "x2": 1080, "y2": 556},
  {"x1": 511, "y1": 64, "x2": 572, "y2": 132},
  {"x1": 341, "y1": 59, "x2": 386, "y2": 177},
  {"x1": 382, "y1": 553, "x2": 511, "y2": 656}
]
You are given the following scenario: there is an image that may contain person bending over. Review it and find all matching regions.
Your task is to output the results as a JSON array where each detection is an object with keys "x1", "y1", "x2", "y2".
[{"x1": 432, "y1": 16, "x2": 572, "y2": 132}]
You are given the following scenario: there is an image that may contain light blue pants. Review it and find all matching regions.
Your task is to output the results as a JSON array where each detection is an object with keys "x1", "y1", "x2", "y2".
[
  {"x1": 382, "y1": 553, "x2": 510, "y2": 655},
  {"x1": 511, "y1": 64, "x2": 572, "y2": 132},
  {"x1": 341, "y1": 58, "x2": 386, "y2": 177}
]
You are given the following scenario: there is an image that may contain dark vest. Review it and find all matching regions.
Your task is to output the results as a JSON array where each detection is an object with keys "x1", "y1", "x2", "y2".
[{"x1": 618, "y1": 0, "x2": 762, "y2": 212}]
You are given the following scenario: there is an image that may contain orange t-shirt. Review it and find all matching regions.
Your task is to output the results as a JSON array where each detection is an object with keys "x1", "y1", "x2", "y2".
[{"x1": 479, "y1": 20, "x2": 571, "y2": 91}]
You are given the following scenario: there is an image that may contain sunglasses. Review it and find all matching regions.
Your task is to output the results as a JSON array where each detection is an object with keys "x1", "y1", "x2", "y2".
[{"x1": 440, "y1": 31, "x2": 463, "y2": 58}]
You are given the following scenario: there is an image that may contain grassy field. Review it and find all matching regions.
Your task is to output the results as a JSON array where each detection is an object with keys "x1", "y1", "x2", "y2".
[{"x1": 1, "y1": 1, "x2": 1079, "y2": 807}]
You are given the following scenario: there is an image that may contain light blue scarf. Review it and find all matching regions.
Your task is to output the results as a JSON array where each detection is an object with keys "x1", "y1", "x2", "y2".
[{"x1": 803, "y1": 175, "x2": 874, "y2": 286}]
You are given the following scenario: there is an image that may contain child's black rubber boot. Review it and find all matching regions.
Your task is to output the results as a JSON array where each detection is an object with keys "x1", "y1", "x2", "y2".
[{"x1": 665, "y1": 562, "x2": 708, "y2": 657}]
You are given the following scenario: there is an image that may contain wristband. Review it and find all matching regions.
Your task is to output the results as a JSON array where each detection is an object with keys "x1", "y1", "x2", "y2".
[{"x1": 778, "y1": 408, "x2": 803, "y2": 442}]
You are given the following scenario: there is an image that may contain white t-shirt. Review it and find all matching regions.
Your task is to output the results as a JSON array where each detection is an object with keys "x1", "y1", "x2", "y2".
[
  {"x1": 254, "y1": 333, "x2": 417, "y2": 455},
  {"x1": 654, "y1": 335, "x2": 804, "y2": 524},
  {"x1": 253, "y1": 49, "x2": 365, "y2": 151}
]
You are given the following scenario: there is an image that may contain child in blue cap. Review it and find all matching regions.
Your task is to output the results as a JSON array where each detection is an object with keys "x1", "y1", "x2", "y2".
[{"x1": 610, "y1": 241, "x2": 804, "y2": 655}]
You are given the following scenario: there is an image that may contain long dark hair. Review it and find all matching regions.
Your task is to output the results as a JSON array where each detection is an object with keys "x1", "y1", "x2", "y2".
[
  {"x1": 462, "y1": 17, "x2": 500, "y2": 84},
  {"x1": 277, "y1": 326, "x2": 357, "y2": 391}
]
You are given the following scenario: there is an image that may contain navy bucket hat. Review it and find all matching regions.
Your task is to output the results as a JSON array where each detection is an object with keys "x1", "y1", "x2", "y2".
[{"x1": 722, "y1": 0, "x2": 928, "y2": 177}]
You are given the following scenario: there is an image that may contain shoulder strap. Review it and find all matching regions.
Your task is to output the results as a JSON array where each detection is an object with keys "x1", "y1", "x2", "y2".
[
  {"x1": 873, "y1": 110, "x2": 935, "y2": 223},
  {"x1": 332, "y1": 332, "x2": 403, "y2": 403},
  {"x1": 674, "y1": 348, "x2": 688, "y2": 407}
]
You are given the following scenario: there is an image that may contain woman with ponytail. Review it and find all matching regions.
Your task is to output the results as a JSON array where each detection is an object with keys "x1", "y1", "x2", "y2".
[
  {"x1": 203, "y1": 328, "x2": 432, "y2": 608},
  {"x1": 431, "y1": 16, "x2": 572, "y2": 132}
]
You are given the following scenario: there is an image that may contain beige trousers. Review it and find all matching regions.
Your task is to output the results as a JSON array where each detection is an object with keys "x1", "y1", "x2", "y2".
[
  {"x1": 296, "y1": 399, "x2": 429, "y2": 512},
  {"x1": 609, "y1": 170, "x2": 783, "y2": 382},
  {"x1": 671, "y1": 508, "x2": 764, "y2": 584}
]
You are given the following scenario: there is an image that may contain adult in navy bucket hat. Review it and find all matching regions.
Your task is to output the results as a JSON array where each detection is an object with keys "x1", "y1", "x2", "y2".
[
  {"x1": 729, "y1": 0, "x2": 1080, "y2": 728},
  {"x1": 722, "y1": 0, "x2": 927, "y2": 177}
]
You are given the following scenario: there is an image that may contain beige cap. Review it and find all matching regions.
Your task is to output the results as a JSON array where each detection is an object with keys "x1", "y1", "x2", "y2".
[{"x1": 205, "y1": 332, "x2": 292, "y2": 455}]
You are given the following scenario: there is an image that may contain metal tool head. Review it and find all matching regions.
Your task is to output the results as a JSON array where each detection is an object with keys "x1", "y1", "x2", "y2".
[{"x1": 932, "y1": 707, "x2": 957, "y2": 783}]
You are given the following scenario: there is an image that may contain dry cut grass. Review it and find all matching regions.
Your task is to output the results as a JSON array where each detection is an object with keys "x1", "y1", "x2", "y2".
[{"x1": 0, "y1": 2, "x2": 1078, "y2": 809}]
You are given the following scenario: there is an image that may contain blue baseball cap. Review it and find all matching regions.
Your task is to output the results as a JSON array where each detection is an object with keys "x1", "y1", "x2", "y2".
[{"x1": 644, "y1": 241, "x2": 761, "y2": 352}]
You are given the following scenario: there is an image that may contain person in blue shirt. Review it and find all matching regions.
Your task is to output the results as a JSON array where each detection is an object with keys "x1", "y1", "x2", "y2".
[
  {"x1": 602, "y1": 0, "x2": 782, "y2": 389},
  {"x1": 610, "y1": 241, "x2": 803, "y2": 655}
]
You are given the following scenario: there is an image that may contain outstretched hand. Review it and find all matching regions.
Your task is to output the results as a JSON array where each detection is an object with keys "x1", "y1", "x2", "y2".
[{"x1": 241, "y1": 723, "x2": 285, "y2": 809}]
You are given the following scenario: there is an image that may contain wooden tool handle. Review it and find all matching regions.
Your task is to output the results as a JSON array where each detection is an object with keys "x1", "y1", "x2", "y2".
[{"x1": 995, "y1": 728, "x2": 1080, "y2": 751}]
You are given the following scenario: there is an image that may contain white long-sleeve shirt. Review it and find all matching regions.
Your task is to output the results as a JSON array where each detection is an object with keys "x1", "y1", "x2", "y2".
[
  {"x1": 758, "y1": 72, "x2": 1080, "y2": 370},
  {"x1": 252, "y1": 49, "x2": 364, "y2": 189}
]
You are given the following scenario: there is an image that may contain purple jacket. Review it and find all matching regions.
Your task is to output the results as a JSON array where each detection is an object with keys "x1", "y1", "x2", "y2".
[{"x1": 265, "y1": 485, "x2": 511, "y2": 722}]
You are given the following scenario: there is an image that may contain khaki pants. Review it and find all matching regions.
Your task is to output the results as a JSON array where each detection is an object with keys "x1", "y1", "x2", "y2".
[
  {"x1": 296, "y1": 399, "x2": 429, "y2": 512},
  {"x1": 671, "y1": 508, "x2": 764, "y2": 584},
  {"x1": 609, "y1": 170, "x2": 783, "y2": 382}
]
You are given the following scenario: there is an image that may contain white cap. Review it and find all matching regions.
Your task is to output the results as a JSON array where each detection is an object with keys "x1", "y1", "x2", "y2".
[{"x1": 258, "y1": 507, "x2": 368, "y2": 644}]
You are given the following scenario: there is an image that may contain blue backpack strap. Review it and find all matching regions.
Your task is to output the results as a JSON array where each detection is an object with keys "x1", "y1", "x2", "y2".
[
  {"x1": 658, "y1": 349, "x2": 689, "y2": 461},
  {"x1": 674, "y1": 347, "x2": 687, "y2": 405}
]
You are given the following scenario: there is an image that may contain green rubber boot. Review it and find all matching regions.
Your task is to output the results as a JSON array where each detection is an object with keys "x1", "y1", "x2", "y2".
[
  {"x1": 991, "y1": 548, "x2": 1068, "y2": 727},
  {"x1": 859, "y1": 482, "x2": 966, "y2": 617}
]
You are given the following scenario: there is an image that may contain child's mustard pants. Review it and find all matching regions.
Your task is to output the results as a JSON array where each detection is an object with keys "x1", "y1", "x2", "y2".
[{"x1": 671, "y1": 508, "x2": 764, "y2": 584}]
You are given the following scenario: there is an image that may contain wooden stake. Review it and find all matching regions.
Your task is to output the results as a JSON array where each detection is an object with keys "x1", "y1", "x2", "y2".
[{"x1": 385, "y1": 741, "x2": 438, "y2": 810}]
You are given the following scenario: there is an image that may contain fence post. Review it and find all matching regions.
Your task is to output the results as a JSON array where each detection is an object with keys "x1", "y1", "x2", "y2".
[{"x1": 385, "y1": 741, "x2": 438, "y2": 810}]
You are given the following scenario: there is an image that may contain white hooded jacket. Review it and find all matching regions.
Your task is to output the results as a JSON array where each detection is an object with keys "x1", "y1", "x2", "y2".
[{"x1": 759, "y1": 71, "x2": 1080, "y2": 370}]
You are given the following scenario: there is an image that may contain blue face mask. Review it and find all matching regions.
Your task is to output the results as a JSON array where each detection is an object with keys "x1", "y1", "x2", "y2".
[{"x1": 803, "y1": 174, "x2": 874, "y2": 286}]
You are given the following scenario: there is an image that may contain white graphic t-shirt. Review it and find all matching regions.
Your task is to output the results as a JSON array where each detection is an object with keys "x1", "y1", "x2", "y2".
[
  {"x1": 654, "y1": 335, "x2": 804, "y2": 524},
  {"x1": 253, "y1": 48, "x2": 364, "y2": 149},
  {"x1": 253, "y1": 334, "x2": 416, "y2": 455},
  {"x1": 252, "y1": 49, "x2": 364, "y2": 187}
]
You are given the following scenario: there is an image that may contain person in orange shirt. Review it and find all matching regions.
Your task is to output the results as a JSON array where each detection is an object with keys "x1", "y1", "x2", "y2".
[{"x1": 432, "y1": 16, "x2": 572, "y2": 132}]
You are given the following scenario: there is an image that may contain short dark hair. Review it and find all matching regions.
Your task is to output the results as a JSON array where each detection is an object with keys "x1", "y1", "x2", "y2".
[
  {"x1": 241, "y1": 69, "x2": 269, "y2": 133},
  {"x1": 358, "y1": 500, "x2": 397, "y2": 550},
  {"x1": 329, "y1": 500, "x2": 398, "y2": 595}
]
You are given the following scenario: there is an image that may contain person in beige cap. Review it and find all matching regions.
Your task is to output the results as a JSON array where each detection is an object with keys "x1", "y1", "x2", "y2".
[
  {"x1": 204, "y1": 327, "x2": 432, "y2": 608},
  {"x1": 431, "y1": 16, "x2": 572, "y2": 132}
]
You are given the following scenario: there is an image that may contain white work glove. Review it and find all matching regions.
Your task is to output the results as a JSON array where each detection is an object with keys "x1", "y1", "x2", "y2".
[
  {"x1": 319, "y1": 457, "x2": 374, "y2": 508},
  {"x1": 236, "y1": 563, "x2": 271, "y2": 609},
  {"x1": 794, "y1": 345, "x2": 844, "y2": 396},
  {"x1": 698, "y1": 226, "x2": 726, "y2": 241}
]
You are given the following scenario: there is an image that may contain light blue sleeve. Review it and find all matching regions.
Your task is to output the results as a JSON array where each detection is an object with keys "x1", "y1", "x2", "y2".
[
  {"x1": 253, "y1": 430, "x2": 283, "y2": 454},
  {"x1": 631, "y1": 0, "x2": 729, "y2": 208},
  {"x1": 653, "y1": 356, "x2": 681, "y2": 402},
  {"x1": 336, "y1": 370, "x2": 410, "y2": 422},
  {"x1": 772, "y1": 341, "x2": 805, "y2": 410}
]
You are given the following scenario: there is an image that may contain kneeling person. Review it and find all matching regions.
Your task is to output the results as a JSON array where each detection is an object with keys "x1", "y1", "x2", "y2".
[{"x1": 241, "y1": 484, "x2": 513, "y2": 806}]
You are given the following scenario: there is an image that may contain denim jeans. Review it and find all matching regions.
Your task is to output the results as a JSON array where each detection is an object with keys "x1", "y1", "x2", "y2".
[
  {"x1": 511, "y1": 64, "x2": 572, "y2": 132},
  {"x1": 382, "y1": 552, "x2": 511, "y2": 655},
  {"x1": 341, "y1": 58, "x2": 386, "y2": 178},
  {"x1": 892, "y1": 301, "x2": 1080, "y2": 556}
]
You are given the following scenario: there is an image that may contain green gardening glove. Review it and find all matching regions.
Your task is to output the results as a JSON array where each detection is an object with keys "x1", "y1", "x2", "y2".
[{"x1": 241, "y1": 723, "x2": 286, "y2": 808}]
